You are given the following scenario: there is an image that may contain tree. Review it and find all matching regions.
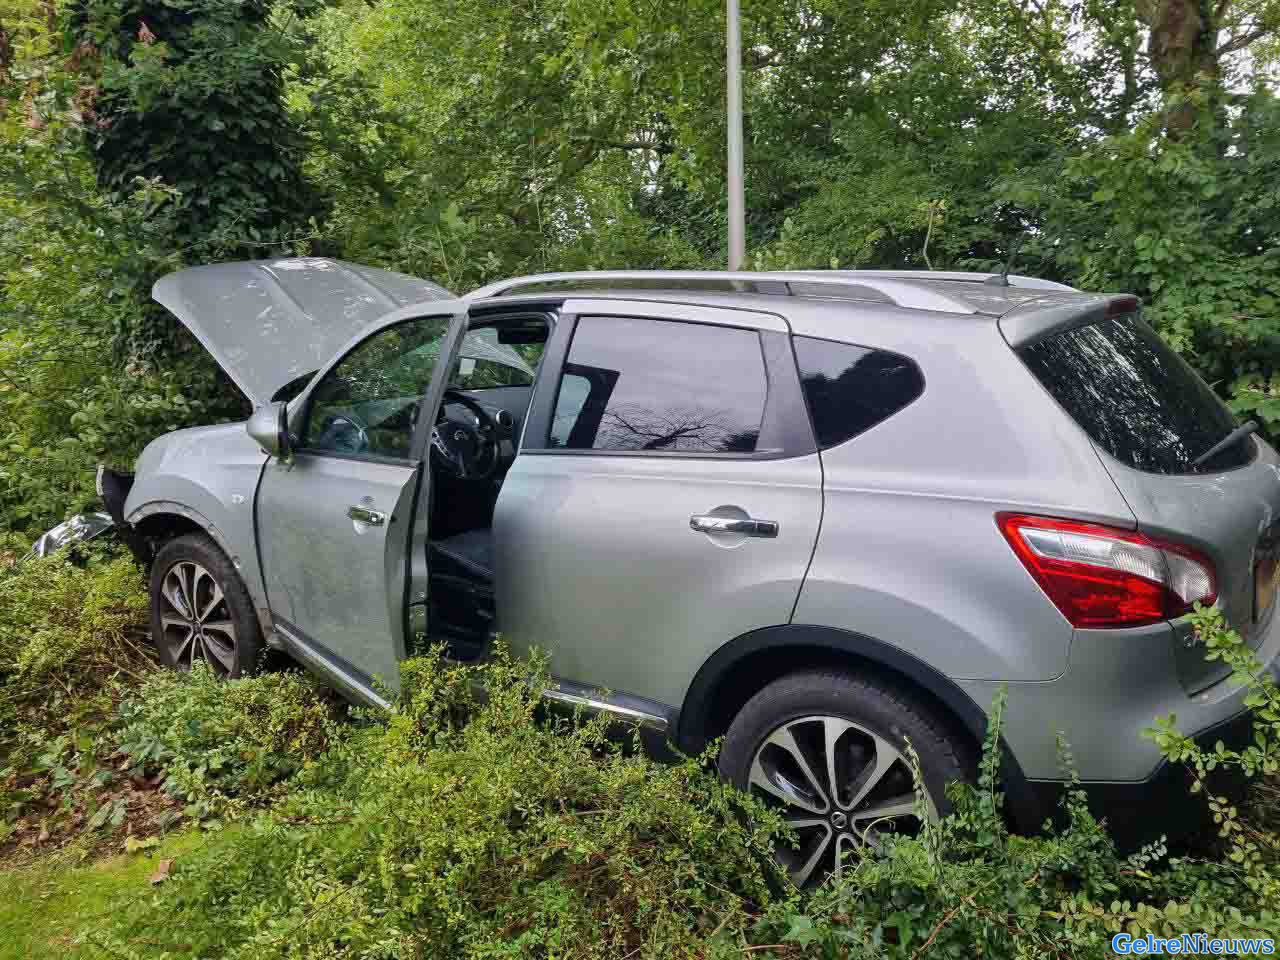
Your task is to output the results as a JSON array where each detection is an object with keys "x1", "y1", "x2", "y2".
[
  {"x1": 1135, "y1": 0, "x2": 1280, "y2": 134},
  {"x1": 70, "y1": 0, "x2": 322, "y2": 255}
]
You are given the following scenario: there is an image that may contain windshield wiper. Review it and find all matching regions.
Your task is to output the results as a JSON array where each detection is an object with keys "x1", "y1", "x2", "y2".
[{"x1": 1193, "y1": 420, "x2": 1259, "y2": 469}]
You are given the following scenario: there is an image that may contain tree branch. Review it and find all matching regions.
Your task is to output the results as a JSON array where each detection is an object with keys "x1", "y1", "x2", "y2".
[
  {"x1": 568, "y1": 134, "x2": 673, "y2": 155},
  {"x1": 1218, "y1": 25, "x2": 1275, "y2": 55}
]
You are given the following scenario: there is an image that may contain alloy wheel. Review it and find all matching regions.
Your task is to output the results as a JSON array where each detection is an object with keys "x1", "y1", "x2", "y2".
[
  {"x1": 748, "y1": 714, "x2": 929, "y2": 887},
  {"x1": 157, "y1": 560, "x2": 238, "y2": 676}
]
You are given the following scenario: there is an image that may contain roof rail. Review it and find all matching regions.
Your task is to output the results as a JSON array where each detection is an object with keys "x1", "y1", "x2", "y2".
[
  {"x1": 465, "y1": 270, "x2": 981, "y2": 314},
  {"x1": 842, "y1": 269, "x2": 1079, "y2": 292}
]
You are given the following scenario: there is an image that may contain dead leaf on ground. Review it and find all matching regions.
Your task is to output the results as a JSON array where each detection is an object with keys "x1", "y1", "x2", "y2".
[{"x1": 149, "y1": 858, "x2": 172, "y2": 885}]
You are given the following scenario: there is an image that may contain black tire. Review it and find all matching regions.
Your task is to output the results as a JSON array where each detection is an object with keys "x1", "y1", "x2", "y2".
[
  {"x1": 149, "y1": 533, "x2": 262, "y2": 678},
  {"x1": 719, "y1": 669, "x2": 973, "y2": 885}
]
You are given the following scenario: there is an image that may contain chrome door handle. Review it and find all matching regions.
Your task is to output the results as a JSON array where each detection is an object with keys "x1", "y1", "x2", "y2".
[
  {"x1": 689, "y1": 515, "x2": 779, "y2": 538},
  {"x1": 347, "y1": 505, "x2": 387, "y2": 526}
]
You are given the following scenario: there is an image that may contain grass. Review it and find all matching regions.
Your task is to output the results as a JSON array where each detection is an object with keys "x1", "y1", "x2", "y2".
[{"x1": 0, "y1": 829, "x2": 216, "y2": 959}]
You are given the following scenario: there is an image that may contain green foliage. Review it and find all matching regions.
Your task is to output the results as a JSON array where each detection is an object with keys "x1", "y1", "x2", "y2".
[
  {"x1": 92, "y1": 646, "x2": 784, "y2": 958},
  {"x1": 1146, "y1": 604, "x2": 1280, "y2": 902},
  {"x1": 0, "y1": 550, "x2": 149, "y2": 719},
  {"x1": 114, "y1": 664, "x2": 339, "y2": 818},
  {"x1": 0, "y1": 829, "x2": 215, "y2": 960},
  {"x1": 0, "y1": 0, "x2": 277, "y2": 534},
  {"x1": 0, "y1": 560, "x2": 1277, "y2": 957},
  {"x1": 0, "y1": 549, "x2": 158, "y2": 849},
  {"x1": 1025, "y1": 102, "x2": 1280, "y2": 433},
  {"x1": 71, "y1": 0, "x2": 323, "y2": 255},
  {"x1": 58, "y1": 640, "x2": 1275, "y2": 959}
]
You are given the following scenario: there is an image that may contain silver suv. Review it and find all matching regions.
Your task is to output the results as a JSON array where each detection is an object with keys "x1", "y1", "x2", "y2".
[{"x1": 98, "y1": 259, "x2": 1280, "y2": 884}]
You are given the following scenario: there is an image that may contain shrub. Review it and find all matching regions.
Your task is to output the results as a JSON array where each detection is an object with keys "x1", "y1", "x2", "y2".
[
  {"x1": 0, "y1": 548, "x2": 157, "y2": 851},
  {"x1": 115, "y1": 664, "x2": 340, "y2": 819},
  {"x1": 85, "y1": 626, "x2": 1280, "y2": 959},
  {"x1": 98, "y1": 646, "x2": 785, "y2": 958},
  {"x1": 0, "y1": 549, "x2": 151, "y2": 728}
]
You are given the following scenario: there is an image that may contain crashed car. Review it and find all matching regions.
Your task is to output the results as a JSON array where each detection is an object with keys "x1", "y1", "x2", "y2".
[{"x1": 52, "y1": 258, "x2": 1280, "y2": 884}]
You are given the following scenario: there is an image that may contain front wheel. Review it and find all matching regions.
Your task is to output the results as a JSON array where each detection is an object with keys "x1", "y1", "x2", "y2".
[
  {"x1": 719, "y1": 669, "x2": 972, "y2": 888},
  {"x1": 149, "y1": 534, "x2": 262, "y2": 678}
]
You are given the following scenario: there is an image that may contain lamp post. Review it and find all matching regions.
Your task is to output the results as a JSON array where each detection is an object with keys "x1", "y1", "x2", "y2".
[{"x1": 726, "y1": 0, "x2": 746, "y2": 270}]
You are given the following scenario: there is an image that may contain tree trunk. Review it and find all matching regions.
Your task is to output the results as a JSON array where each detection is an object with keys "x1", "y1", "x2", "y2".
[
  {"x1": 0, "y1": 19, "x2": 12, "y2": 84},
  {"x1": 1135, "y1": 0, "x2": 1221, "y2": 137}
]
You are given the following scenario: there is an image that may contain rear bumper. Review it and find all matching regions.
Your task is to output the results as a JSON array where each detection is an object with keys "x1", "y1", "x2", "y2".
[
  {"x1": 1018, "y1": 709, "x2": 1253, "y2": 845},
  {"x1": 958, "y1": 598, "x2": 1280, "y2": 789}
]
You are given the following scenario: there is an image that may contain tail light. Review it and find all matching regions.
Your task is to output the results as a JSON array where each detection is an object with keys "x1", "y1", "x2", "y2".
[{"x1": 997, "y1": 513, "x2": 1216, "y2": 628}]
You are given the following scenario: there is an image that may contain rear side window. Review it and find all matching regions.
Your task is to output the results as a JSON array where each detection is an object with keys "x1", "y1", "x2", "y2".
[
  {"x1": 1018, "y1": 315, "x2": 1251, "y2": 474},
  {"x1": 550, "y1": 315, "x2": 767, "y2": 453},
  {"x1": 793, "y1": 337, "x2": 924, "y2": 449}
]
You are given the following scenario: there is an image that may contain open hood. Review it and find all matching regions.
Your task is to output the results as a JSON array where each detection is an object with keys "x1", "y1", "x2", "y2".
[{"x1": 153, "y1": 258, "x2": 455, "y2": 407}]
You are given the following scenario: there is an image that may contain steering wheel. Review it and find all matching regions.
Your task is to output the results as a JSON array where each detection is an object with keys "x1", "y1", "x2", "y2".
[
  {"x1": 316, "y1": 411, "x2": 370, "y2": 454},
  {"x1": 431, "y1": 389, "x2": 501, "y2": 480}
]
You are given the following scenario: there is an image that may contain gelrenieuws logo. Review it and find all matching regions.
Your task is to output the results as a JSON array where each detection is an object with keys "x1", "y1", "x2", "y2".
[{"x1": 1112, "y1": 934, "x2": 1276, "y2": 955}]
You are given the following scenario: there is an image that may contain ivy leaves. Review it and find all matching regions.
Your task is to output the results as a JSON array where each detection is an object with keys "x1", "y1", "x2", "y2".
[{"x1": 73, "y1": 0, "x2": 322, "y2": 258}]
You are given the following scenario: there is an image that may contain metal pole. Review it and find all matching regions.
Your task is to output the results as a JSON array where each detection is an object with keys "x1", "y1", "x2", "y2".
[{"x1": 726, "y1": 0, "x2": 746, "y2": 270}]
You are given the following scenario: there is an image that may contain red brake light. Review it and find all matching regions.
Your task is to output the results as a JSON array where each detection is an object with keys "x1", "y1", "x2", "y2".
[
  {"x1": 997, "y1": 513, "x2": 1216, "y2": 628},
  {"x1": 1105, "y1": 295, "x2": 1141, "y2": 318}
]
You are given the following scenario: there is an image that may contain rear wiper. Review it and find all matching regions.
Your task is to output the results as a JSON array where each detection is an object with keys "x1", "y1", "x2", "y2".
[{"x1": 1193, "y1": 420, "x2": 1259, "y2": 469}]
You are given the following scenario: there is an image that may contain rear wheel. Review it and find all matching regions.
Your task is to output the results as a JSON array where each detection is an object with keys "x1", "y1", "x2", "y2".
[
  {"x1": 719, "y1": 670, "x2": 971, "y2": 888},
  {"x1": 149, "y1": 534, "x2": 261, "y2": 678}
]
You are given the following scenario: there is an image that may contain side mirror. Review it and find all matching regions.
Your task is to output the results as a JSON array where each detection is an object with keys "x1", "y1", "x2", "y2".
[{"x1": 247, "y1": 401, "x2": 292, "y2": 459}]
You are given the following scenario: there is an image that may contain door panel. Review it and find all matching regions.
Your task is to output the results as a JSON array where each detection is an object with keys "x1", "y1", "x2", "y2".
[
  {"x1": 258, "y1": 455, "x2": 419, "y2": 691},
  {"x1": 254, "y1": 306, "x2": 467, "y2": 696},
  {"x1": 494, "y1": 452, "x2": 823, "y2": 708},
  {"x1": 493, "y1": 305, "x2": 822, "y2": 710}
]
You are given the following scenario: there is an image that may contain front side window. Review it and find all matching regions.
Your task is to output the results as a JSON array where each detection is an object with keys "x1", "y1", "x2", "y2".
[
  {"x1": 302, "y1": 315, "x2": 450, "y2": 459},
  {"x1": 793, "y1": 337, "x2": 924, "y2": 449},
  {"x1": 548, "y1": 316, "x2": 767, "y2": 453},
  {"x1": 449, "y1": 328, "x2": 541, "y2": 390}
]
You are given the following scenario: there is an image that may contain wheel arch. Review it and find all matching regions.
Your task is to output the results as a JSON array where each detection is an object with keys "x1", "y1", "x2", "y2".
[
  {"x1": 677, "y1": 624, "x2": 1043, "y2": 833},
  {"x1": 129, "y1": 502, "x2": 273, "y2": 637}
]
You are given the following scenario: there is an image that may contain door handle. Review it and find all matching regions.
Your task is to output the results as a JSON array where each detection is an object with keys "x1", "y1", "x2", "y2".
[
  {"x1": 347, "y1": 505, "x2": 387, "y2": 526},
  {"x1": 689, "y1": 515, "x2": 779, "y2": 538}
]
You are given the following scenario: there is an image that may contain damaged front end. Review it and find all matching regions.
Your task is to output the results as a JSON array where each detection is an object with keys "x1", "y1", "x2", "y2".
[
  {"x1": 26, "y1": 465, "x2": 148, "y2": 563},
  {"x1": 28, "y1": 511, "x2": 114, "y2": 558}
]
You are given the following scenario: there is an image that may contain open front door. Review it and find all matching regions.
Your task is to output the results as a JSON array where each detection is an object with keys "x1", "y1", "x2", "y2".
[{"x1": 255, "y1": 304, "x2": 468, "y2": 703}]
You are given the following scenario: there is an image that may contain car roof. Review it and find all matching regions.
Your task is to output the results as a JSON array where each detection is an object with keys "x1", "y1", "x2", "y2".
[{"x1": 466, "y1": 270, "x2": 1109, "y2": 342}]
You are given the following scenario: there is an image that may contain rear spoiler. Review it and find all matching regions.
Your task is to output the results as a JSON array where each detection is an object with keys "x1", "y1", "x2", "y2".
[{"x1": 999, "y1": 294, "x2": 1141, "y2": 349}]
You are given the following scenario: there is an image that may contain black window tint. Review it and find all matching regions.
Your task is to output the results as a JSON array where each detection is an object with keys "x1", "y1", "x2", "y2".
[
  {"x1": 1019, "y1": 316, "x2": 1250, "y2": 474},
  {"x1": 793, "y1": 337, "x2": 924, "y2": 449},
  {"x1": 550, "y1": 316, "x2": 766, "y2": 453}
]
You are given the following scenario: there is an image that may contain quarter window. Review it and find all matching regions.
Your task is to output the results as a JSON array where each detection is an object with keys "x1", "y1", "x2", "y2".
[
  {"x1": 1017, "y1": 314, "x2": 1251, "y2": 474},
  {"x1": 549, "y1": 316, "x2": 768, "y2": 453},
  {"x1": 302, "y1": 316, "x2": 450, "y2": 459},
  {"x1": 793, "y1": 337, "x2": 924, "y2": 449}
]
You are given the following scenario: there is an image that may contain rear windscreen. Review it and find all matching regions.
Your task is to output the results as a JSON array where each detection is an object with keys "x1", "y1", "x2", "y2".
[{"x1": 1018, "y1": 314, "x2": 1253, "y2": 474}]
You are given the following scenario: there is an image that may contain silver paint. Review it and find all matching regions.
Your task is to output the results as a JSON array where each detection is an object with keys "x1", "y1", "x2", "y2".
[{"x1": 153, "y1": 257, "x2": 452, "y2": 406}]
